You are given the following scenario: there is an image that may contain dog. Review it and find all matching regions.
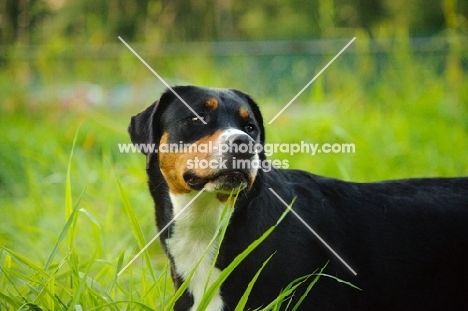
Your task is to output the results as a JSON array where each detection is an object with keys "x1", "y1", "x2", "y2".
[{"x1": 128, "y1": 85, "x2": 468, "y2": 310}]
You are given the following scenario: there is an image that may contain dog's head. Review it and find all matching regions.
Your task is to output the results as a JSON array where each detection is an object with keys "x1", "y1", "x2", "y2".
[{"x1": 128, "y1": 86, "x2": 265, "y2": 196}]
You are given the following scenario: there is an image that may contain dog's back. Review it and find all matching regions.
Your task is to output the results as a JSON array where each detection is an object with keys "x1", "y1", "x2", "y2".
[{"x1": 218, "y1": 170, "x2": 468, "y2": 310}]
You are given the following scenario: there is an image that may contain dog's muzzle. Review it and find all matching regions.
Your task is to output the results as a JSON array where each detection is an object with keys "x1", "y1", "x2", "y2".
[{"x1": 183, "y1": 129, "x2": 259, "y2": 193}]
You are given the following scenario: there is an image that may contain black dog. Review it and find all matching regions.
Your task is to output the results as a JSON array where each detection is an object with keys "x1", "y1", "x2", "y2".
[{"x1": 128, "y1": 86, "x2": 468, "y2": 310}]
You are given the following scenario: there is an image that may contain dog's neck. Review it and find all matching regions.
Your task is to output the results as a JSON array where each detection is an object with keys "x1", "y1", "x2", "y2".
[{"x1": 167, "y1": 191, "x2": 230, "y2": 311}]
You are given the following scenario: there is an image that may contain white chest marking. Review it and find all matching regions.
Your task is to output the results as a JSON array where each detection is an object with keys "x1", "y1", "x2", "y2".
[{"x1": 167, "y1": 191, "x2": 228, "y2": 311}]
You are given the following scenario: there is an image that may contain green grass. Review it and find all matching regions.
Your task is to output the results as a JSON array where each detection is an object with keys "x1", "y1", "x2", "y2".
[{"x1": 1, "y1": 37, "x2": 467, "y2": 309}]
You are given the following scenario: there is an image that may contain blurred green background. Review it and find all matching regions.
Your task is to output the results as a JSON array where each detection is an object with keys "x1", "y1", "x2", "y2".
[{"x1": 1, "y1": 0, "x2": 467, "y2": 310}]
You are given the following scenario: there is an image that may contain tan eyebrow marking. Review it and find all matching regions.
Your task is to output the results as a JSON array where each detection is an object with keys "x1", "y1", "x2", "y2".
[
  {"x1": 205, "y1": 98, "x2": 218, "y2": 110},
  {"x1": 239, "y1": 108, "x2": 249, "y2": 120}
]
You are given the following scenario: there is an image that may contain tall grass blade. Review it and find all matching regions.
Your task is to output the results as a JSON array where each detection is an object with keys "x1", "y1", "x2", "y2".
[
  {"x1": 0, "y1": 246, "x2": 66, "y2": 309},
  {"x1": 234, "y1": 253, "x2": 275, "y2": 311},
  {"x1": 0, "y1": 292, "x2": 22, "y2": 309},
  {"x1": 164, "y1": 228, "x2": 222, "y2": 311},
  {"x1": 88, "y1": 301, "x2": 155, "y2": 311},
  {"x1": 317, "y1": 273, "x2": 361, "y2": 290},
  {"x1": 65, "y1": 124, "x2": 81, "y2": 248},
  {"x1": 196, "y1": 205, "x2": 291, "y2": 310},
  {"x1": 291, "y1": 262, "x2": 328, "y2": 311},
  {"x1": 203, "y1": 191, "x2": 236, "y2": 293},
  {"x1": 44, "y1": 186, "x2": 87, "y2": 270},
  {"x1": 260, "y1": 274, "x2": 312, "y2": 311},
  {"x1": 165, "y1": 193, "x2": 240, "y2": 310},
  {"x1": 114, "y1": 171, "x2": 156, "y2": 281},
  {"x1": 67, "y1": 251, "x2": 97, "y2": 311},
  {"x1": 1, "y1": 247, "x2": 49, "y2": 279},
  {"x1": 109, "y1": 250, "x2": 125, "y2": 293}
]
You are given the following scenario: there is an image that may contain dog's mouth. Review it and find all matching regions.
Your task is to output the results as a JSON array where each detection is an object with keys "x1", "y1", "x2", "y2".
[{"x1": 183, "y1": 170, "x2": 250, "y2": 193}]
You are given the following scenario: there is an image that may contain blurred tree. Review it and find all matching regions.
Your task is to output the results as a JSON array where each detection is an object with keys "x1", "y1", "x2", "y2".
[
  {"x1": 0, "y1": 0, "x2": 467, "y2": 48},
  {"x1": 0, "y1": 0, "x2": 50, "y2": 45},
  {"x1": 44, "y1": 0, "x2": 150, "y2": 43},
  {"x1": 335, "y1": 0, "x2": 386, "y2": 30},
  {"x1": 158, "y1": 0, "x2": 219, "y2": 40}
]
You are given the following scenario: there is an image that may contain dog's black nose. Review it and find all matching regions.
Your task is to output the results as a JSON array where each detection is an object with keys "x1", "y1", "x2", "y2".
[{"x1": 229, "y1": 134, "x2": 256, "y2": 160}]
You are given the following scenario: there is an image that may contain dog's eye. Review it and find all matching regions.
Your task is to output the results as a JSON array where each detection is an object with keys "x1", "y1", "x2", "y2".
[
  {"x1": 190, "y1": 115, "x2": 205, "y2": 124},
  {"x1": 245, "y1": 124, "x2": 255, "y2": 133}
]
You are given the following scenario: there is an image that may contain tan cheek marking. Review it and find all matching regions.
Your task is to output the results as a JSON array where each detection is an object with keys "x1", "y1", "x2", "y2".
[
  {"x1": 205, "y1": 98, "x2": 218, "y2": 110},
  {"x1": 159, "y1": 132, "x2": 192, "y2": 194},
  {"x1": 185, "y1": 129, "x2": 223, "y2": 178},
  {"x1": 158, "y1": 130, "x2": 224, "y2": 194},
  {"x1": 160, "y1": 132, "x2": 169, "y2": 145},
  {"x1": 239, "y1": 108, "x2": 249, "y2": 120}
]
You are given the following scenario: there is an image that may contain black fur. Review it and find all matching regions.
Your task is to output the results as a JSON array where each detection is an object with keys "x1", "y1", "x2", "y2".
[{"x1": 129, "y1": 86, "x2": 468, "y2": 310}]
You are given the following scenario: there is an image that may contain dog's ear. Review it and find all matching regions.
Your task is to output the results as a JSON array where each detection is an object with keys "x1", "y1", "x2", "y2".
[
  {"x1": 128, "y1": 90, "x2": 176, "y2": 167},
  {"x1": 128, "y1": 88, "x2": 178, "y2": 148},
  {"x1": 128, "y1": 100, "x2": 158, "y2": 153}
]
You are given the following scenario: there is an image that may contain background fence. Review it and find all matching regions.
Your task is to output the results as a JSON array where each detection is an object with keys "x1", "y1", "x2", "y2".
[{"x1": 2, "y1": 35, "x2": 467, "y2": 111}]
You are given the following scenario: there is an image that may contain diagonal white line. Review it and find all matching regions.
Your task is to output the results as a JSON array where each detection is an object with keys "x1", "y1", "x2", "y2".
[
  {"x1": 117, "y1": 188, "x2": 206, "y2": 276},
  {"x1": 268, "y1": 37, "x2": 356, "y2": 124},
  {"x1": 118, "y1": 36, "x2": 207, "y2": 124},
  {"x1": 268, "y1": 187, "x2": 357, "y2": 276}
]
